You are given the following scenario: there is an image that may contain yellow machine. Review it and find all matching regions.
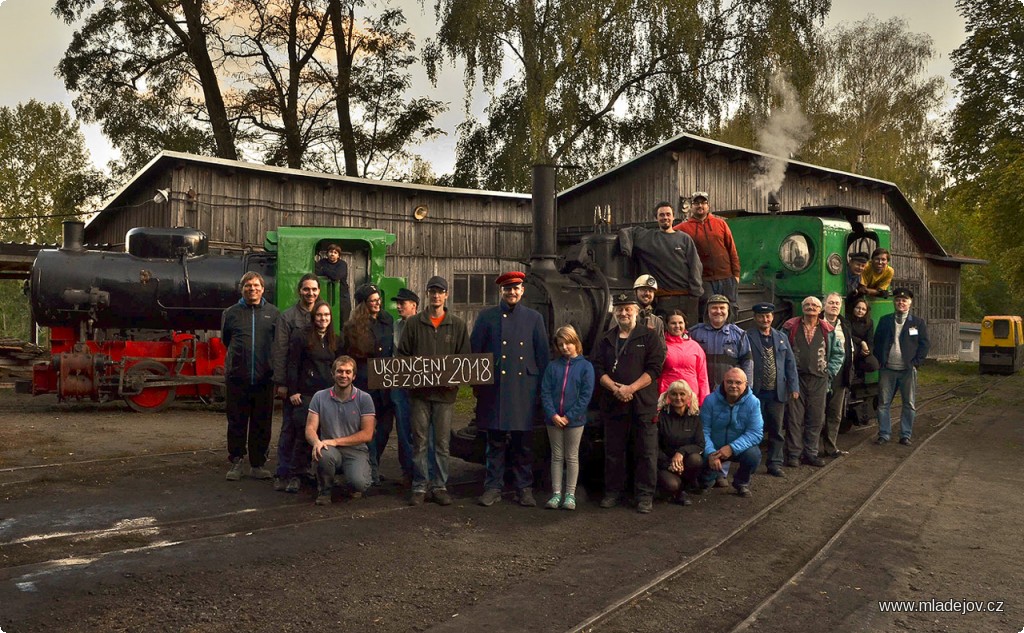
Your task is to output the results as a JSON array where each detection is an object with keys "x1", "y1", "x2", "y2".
[{"x1": 979, "y1": 315, "x2": 1024, "y2": 374}]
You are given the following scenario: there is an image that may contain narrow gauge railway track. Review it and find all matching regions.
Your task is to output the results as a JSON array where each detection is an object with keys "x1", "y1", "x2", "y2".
[{"x1": 570, "y1": 374, "x2": 999, "y2": 633}]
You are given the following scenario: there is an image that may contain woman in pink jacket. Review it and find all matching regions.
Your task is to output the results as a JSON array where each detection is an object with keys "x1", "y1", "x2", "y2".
[{"x1": 658, "y1": 311, "x2": 710, "y2": 404}]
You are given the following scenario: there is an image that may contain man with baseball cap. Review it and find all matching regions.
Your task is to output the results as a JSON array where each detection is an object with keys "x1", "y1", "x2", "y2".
[
  {"x1": 873, "y1": 288, "x2": 929, "y2": 446},
  {"x1": 591, "y1": 292, "x2": 667, "y2": 513},
  {"x1": 674, "y1": 191, "x2": 741, "y2": 321},
  {"x1": 688, "y1": 294, "x2": 753, "y2": 389},
  {"x1": 471, "y1": 271, "x2": 549, "y2": 507},
  {"x1": 633, "y1": 274, "x2": 664, "y2": 337},
  {"x1": 396, "y1": 275, "x2": 470, "y2": 505},
  {"x1": 618, "y1": 201, "x2": 703, "y2": 326}
]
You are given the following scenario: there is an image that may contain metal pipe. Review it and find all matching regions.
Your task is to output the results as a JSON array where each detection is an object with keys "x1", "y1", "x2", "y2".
[{"x1": 531, "y1": 164, "x2": 557, "y2": 272}]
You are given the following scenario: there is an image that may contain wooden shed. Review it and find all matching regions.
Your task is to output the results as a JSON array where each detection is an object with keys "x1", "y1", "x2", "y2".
[
  {"x1": 556, "y1": 133, "x2": 984, "y2": 359},
  {"x1": 84, "y1": 151, "x2": 532, "y2": 326}
]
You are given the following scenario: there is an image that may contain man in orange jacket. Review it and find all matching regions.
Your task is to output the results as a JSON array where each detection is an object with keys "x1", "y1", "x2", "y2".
[{"x1": 674, "y1": 191, "x2": 741, "y2": 321}]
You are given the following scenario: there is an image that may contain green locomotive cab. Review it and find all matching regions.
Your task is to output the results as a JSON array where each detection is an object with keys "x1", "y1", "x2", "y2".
[
  {"x1": 265, "y1": 226, "x2": 405, "y2": 324},
  {"x1": 726, "y1": 206, "x2": 894, "y2": 430}
]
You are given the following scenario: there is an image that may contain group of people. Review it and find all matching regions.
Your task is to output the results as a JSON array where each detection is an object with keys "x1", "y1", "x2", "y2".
[{"x1": 219, "y1": 192, "x2": 930, "y2": 512}]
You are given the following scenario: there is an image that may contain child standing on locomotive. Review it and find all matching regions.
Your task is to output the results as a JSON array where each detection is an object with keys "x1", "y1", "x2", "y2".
[{"x1": 315, "y1": 243, "x2": 352, "y2": 323}]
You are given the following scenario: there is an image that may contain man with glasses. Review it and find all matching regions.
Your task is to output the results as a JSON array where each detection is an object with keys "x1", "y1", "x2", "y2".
[
  {"x1": 396, "y1": 276, "x2": 470, "y2": 506},
  {"x1": 873, "y1": 288, "x2": 929, "y2": 446},
  {"x1": 674, "y1": 191, "x2": 741, "y2": 321},
  {"x1": 471, "y1": 271, "x2": 549, "y2": 507}
]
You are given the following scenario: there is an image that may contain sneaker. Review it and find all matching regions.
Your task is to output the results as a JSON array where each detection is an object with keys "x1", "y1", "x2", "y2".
[
  {"x1": 899, "y1": 437, "x2": 912, "y2": 446},
  {"x1": 226, "y1": 458, "x2": 244, "y2": 481},
  {"x1": 408, "y1": 491, "x2": 426, "y2": 506},
  {"x1": 785, "y1": 457, "x2": 800, "y2": 468},
  {"x1": 285, "y1": 477, "x2": 301, "y2": 493},
  {"x1": 315, "y1": 490, "x2": 332, "y2": 506},
  {"x1": 735, "y1": 485, "x2": 752, "y2": 498},
  {"x1": 874, "y1": 436, "x2": 889, "y2": 445},
  {"x1": 432, "y1": 489, "x2": 453, "y2": 506},
  {"x1": 599, "y1": 494, "x2": 619, "y2": 509},
  {"x1": 561, "y1": 494, "x2": 577, "y2": 511},
  {"x1": 250, "y1": 465, "x2": 273, "y2": 480},
  {"x1": 636, "y1": 497, "x2": 653, "y2": 514},
  {"x1": 273, "y1": 476, "x2": 287, "y2": 491},
  {"x1": 478, "y1": 488, "x2": 502, "y2": 507},
  {"x1": 767, "y1": 466, "x2": 785, "y2": 477},
  {"x1": 545, "y1": 493, "x2": 562, "y2": 509},
  {"x1": 518, "y1": 488, "x2": 537, "y2": 507}
]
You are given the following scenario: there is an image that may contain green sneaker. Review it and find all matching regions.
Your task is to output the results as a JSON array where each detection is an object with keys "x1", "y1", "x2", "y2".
[
  {"x1": 561, "y1": 493, "x2": 577, "y2": 511},
  {"x1": 545, "y1": 493, "x2": 562, "y2": 509}
]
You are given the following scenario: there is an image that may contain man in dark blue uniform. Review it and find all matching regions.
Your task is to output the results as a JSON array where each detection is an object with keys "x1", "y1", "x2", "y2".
[
  {"x1": 746, "y1": 303, "x2": 799, "y2": 477},
  {"x1": 471, "y1": 271, "x2": 550, "y2": 507}
]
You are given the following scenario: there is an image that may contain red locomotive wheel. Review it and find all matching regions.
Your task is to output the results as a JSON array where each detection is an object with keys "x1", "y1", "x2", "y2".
[{"x1": 123, "y1": 360, "x2": 176, "y2": 413}]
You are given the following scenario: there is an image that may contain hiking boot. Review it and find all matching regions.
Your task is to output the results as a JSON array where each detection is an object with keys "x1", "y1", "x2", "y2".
[
  {"x1": 561, "y1": 493, "x2": 577, "y2": 511},
  {"x1": 785, "y1": 457, "x2": 800, "y2": 468},
  {"x1": 767, "y1": 466, "x2": 785, "y2": 477},
  {"x1": 801, "y1": 455, "x2": 826, "y2": 467},
  {"x1": 408, "y1": 491, "x2": 427, "y2": 506},
  {"x1": 545, "y1": 493, "x2": 563, "y2": 509},
  {"x1": 478, "y1": 488, "x2": 502, "y2": 507},
  {"x1": 636, "y1": 497, "x2": 653, "y2": 514},
  {"x1": 226, "y1": 458, "x2": 244, "y2": 481},
  {"x1": 599, "y1": 494, "x2": 620, "y2": 509},
  {"x1": 285, "y1": 477, "x2": 301, "y2": 493},
  {"x1": 315, "y1": 490, "x2": 332, "y2": 506},
  {"x1": 736, "y1": 485, "x2": 752, "y2": 498},
  {"x1": 273, "y1": 476, "x2": 287, "y2": 491},
  {"x1": 518, "y1": 488, "x2": 536, "y2": 507},
  {"x1": 432, "y1": 489, "x2": 453, "y2": 506},
  {"x1": 250, "y1": 465, "x2": 273, "y2": 480}
]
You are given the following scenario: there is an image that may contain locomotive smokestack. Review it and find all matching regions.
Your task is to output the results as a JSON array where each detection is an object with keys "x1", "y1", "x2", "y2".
[
  {"x1": 767, "y1": 192, "x2": 781, "y2": 215},
  {"x1": 531, "y1": 164, "x2": 558, "y2": 273},
  {"x1": 61, "y1": 221, "x2": 85, "y2": 251}
]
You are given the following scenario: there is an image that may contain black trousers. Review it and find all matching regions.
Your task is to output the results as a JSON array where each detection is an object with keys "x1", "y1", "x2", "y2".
[
  {"x1": 226, "y1": 379, "x2": 275, "y2": 467},
  {"x1": 484, "y1": 429, "x2": 534, "y2": 491},
  {"x1": 604, "y1": 411, "x2": 658, "y2": 500}
]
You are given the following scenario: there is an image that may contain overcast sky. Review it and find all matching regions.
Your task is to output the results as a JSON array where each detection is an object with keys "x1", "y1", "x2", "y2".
[{"x1": 0, "y1": 0, "x2": 966, "y2": 176}]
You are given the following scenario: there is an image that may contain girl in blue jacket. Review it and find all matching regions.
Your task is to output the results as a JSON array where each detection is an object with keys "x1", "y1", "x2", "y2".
[{"x1": 540, "y1": 325, "x2": 595, "y2": 510}]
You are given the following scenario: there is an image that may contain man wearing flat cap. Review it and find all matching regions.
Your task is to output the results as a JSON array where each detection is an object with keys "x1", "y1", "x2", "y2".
[
  {"x1": 674, "y1": 191, "x2": 741, "y2": 320},
  {"x1": 397, "y1": 275, "x2": 470, "y2": 506},
  {"x1": 618, "y1": 201, "x2": 703, "y2": 326},
  {"x1": 471, "y1": 271, "x2": 549, "y2": 507},
  {"x1": 846, "y1": 252, "x2": 870, "y2": 300},
  {"x1": 591, "y1": 292, "x2": 667, "y2": 513},
  {"x1": 873, "y1": 288, "x2": 929, "y2": 446},
  {"x1": 634, "y1": 274, "x2": 664, "y2": 337},
  {"x1": 746, "y1": 303, "x2": 799, "y2": 477}
]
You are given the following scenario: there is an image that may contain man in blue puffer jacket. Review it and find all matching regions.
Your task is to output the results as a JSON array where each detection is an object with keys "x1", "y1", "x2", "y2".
[{"x1": 700, "y1": 367, "x2": 764, "y2": 497}]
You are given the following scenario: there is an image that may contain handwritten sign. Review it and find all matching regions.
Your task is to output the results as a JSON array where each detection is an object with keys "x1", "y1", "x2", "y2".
[{"x1": 368, "y1": 354, "x2": 494, "y2": 389}]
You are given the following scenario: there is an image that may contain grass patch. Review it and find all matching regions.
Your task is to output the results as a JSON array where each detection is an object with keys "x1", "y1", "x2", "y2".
[{"x1": 916, "y1": 360, "x2": 977, "y2": 386}]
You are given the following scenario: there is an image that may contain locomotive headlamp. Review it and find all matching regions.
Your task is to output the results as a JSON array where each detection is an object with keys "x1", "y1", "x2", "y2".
[{"x1": 779, "y1": 233, "x2": 812, "y2": 272}]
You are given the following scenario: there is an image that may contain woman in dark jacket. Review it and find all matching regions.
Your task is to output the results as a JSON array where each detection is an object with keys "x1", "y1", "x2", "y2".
[
  {"x1": 848, "y1": 297, "x2": 880, "y2": 376},
  {"x1": 342, "y1": 284, "x2": 395, "y2": 485},
  {"x1": 656, "y1": 379, "x2": 705, "y2": 505},
  {"x1": 285, "y1": 300, "x2": 342, "y2": 492}
]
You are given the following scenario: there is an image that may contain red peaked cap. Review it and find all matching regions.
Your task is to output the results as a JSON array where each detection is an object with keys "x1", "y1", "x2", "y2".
[{"x1": 495, "y1": 271, "x2": 527, "y2": 286}]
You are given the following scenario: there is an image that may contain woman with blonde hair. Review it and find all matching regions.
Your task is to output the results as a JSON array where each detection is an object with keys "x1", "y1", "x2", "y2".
[{"x1": 656, "y1": 379, "x2": 705, "y2": 505}]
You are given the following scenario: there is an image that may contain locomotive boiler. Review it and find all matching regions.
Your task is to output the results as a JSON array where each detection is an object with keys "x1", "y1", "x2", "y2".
[{"x1": 23, "y1": 222, "x2": 402, "y2": 411}]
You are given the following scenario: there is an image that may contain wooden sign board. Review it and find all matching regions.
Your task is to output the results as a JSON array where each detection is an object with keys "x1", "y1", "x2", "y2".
[{"x1": 368, "y1": 353, "x2": 494, "y2": 390}]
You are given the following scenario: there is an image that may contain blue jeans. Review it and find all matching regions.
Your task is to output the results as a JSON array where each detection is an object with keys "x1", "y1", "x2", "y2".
[
  {"x1": 410, "y1": 398, "x2": 452, "y2": 492},
  {"x1": 393, "y1": 388, "x2": 435, "y2": 480},
  {"x1": 317, "y1": 445, "x2": 372, "y2": 493},
  {"x1": 877, "y1": 367, "x2": 917, "y2": 440},
  {"x1": 701, "y1": 445, "x2": 761, "y2": 488}
]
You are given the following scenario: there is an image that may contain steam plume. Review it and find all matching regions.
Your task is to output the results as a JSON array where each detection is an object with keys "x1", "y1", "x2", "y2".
[{"x1": 751, "y1": 72, "x2": 810, "y2": 195}]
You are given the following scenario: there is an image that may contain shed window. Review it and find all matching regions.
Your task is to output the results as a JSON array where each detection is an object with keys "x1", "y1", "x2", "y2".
[
  {"x1": 929, "y1": 282, "x2": 957, "y2": 321},
  {"x1": 960, "y1": 339, "x2": 974, "y2": 352},
  {"x1": 453, "y1": 273, "x2": 499, "y2": 306}
]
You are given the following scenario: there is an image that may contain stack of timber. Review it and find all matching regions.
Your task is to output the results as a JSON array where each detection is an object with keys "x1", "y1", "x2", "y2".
[{"x1": 0, "y1": 338, "x2": 46, "y2": 382}]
